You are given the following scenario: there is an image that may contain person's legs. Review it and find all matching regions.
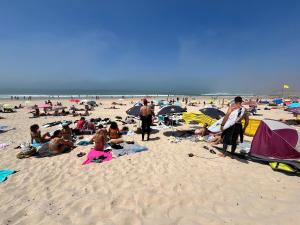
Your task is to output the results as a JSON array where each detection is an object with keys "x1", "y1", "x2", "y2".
[
  {"x1": 223, "y1": 143, "x2": 228, "y2": 152},
  {"x1": 231, "y1": 144, "x2": 237, "y2": 153},
  {"x1": 141, "y1": 117, "x2": 146, "y2": 141},
  {"x1": 146, "y1": 118, "x2": 151, "y2": 141}
]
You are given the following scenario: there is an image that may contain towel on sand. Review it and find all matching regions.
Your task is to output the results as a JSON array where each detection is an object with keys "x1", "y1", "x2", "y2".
[
  {"x1": 112, "y1": 143, "x2": 148, "y2": 157},
  {"x1": 82, "y1": 148, "x2": 112, "y2": 165},
  {"x1": 0, "y1": 170, "x2": 15, "y2": 182}
]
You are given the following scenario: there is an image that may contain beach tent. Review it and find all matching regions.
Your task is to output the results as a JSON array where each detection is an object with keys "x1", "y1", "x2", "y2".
[
  {"x1": 199, "y1": 108, "x2": 225, "y2": 120},
  {"x1": 157, "y1": 105, "x2": 186, "y2": 115},
  {"x1": 250, "y1": 119, "x2": 300, "y2": 160},
  {"x1": 288, "y1": 102, "x2": 300, "y2": 109},
  {"x1": 126, "y1": 105, "x2": 142, "y2": 117},
  {"x1": 272, "y1": 98, "x2": 283, "y2": 105}
]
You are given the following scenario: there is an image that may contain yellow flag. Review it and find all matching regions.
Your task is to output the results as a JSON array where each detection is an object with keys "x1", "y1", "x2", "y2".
[{"x1": 283, "y1": 84, "x2": 289, "y2": 89}]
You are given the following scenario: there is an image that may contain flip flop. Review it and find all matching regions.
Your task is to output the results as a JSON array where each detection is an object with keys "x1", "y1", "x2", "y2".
[
  {"x1": 77, "y1": 152, "x2": 86, "y2": 157},
  {"x1": 203, "y1": 146, "x2": 209, "y2": 150},
  {"x1": 188, "y1": 153, "x2": 194, "y2": 157},
  {"x1": 209, "y1": 149, "x2": 216, "y2": 154}
]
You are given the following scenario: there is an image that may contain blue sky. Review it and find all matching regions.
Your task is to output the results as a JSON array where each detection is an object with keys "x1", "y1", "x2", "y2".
[{"x1": 0, "y1": 0, "x2": 300, "y2": 94}]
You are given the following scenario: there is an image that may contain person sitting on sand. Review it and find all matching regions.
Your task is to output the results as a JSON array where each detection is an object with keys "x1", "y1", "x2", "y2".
[
  {"x1": 90, "y1": 129, "x2": 109, "y2": 149},
  {"x1": 76, "y1": 117, "x2": 86, "y2": 129},
  {"x1": 33, "y1": 105, "x2": 40, "y2": 117},
  {"x1": 108, "y1": 122, "x2": 121, "y2": 139},
  {"x1": 46, "y1": 130, "x2": 74, "y2": 155},
  {"x1": 61, "y1": 123, "x2": 73, "y2": 141},
  {"x1": 30, "y1": 124, "x2": 51, "y2": 144}
]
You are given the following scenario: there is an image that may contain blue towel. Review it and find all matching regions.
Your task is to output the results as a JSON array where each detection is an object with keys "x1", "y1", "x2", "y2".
[{"x1": 0, "y1": 170, "x2": 15, "y2": 183}]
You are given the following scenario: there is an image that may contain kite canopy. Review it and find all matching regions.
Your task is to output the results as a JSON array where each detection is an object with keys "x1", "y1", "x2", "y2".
[
  {"x1": 126, "y1": 105, "x2": 142, "y2": 117},
  {"x1": 157, "y1": 105, "x2": 186, "y2": 115},
  {"x1": 199, "y1": 108, "x2": 225, "y2": 120},
  {"x1": 250, "y1": 119, "x2": 300, "y2": 160}
]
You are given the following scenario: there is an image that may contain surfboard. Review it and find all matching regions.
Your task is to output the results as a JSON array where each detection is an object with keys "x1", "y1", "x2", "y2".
[{"x1": 208, "y1": 108, "x2": 245, "y2": 133}]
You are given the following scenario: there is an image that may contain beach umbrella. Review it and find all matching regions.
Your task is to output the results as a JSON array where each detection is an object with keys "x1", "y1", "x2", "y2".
[
  {"x1": 126, "y1": 105, "x2": 142, "y2": 117},
  {"x1": 157, "y1": 105, "x2": 186, "y2": 116},
  {"x1": 199, "y1": 108, "x2": 225, "y2": 120},
  {"x1": 288, "y1": 102, "x2": 300, "y2": 109},
  {"x1": 38, "y1": 103, "x2": 51, "y2": 109}
]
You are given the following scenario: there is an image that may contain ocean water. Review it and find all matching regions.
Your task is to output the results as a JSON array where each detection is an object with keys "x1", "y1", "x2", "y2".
[{"x1": 0, "y1": 89, "x2": 253, "y2": 99}]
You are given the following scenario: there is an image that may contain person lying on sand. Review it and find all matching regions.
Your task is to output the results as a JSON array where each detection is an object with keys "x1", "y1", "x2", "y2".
[
  {"x1": 104, "y1": 106, "x2": 120, "y2": 109},
  {"x1": 30, "y1": 124, "x2": 51, "y2": 144},
  {"x1": 195, "y1": 124, "x2": 222, "y2": 145}
]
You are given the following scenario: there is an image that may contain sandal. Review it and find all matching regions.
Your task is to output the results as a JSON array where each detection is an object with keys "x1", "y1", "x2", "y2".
[{"x1": 77, "y1": 152, "x2": 86, "y2": 157}]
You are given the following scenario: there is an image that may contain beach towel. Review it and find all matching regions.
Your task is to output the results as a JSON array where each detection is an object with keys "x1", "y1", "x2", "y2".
[
  {"x1": 77, "y1": 140, "x2": 91, "y2": 146},
  {"x1": 0, "y1": 170, "x2": 15, "y2": 182},
  {"x1": 82, "y1": 148, "x2": 112, "y2": 165},
  {"x1": 112, "y1": 143, "x2": 148, "y2": 157}
]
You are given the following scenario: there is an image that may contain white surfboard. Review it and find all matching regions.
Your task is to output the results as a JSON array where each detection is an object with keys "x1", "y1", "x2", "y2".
[{"x1": 208, "y1": 108, "x2": 245, "y2": 133}]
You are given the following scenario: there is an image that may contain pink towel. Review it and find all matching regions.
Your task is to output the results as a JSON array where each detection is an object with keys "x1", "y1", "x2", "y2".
[{"x1": 82, "y1": 148, "x2": 112, "y2": 165}]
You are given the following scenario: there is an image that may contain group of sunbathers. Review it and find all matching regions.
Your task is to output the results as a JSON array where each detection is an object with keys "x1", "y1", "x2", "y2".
[{"x1": 27, "y1": 115, "x2": 127, "y2": 157}]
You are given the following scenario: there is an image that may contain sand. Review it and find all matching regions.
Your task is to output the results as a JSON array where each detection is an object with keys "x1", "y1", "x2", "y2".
[{"x1": 0, "y1": 97, "x2": 300, "y2": 225}]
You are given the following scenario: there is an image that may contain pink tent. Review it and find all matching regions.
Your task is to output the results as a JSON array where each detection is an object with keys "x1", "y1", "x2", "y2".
[{"x1": 250, "y1": 120, "x2": 300, "y2": 160}]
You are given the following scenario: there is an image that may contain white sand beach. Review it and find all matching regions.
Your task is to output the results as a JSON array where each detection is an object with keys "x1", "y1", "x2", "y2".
[{"x1": 0, "y1": 97, "x2": 300, "y2": 225}]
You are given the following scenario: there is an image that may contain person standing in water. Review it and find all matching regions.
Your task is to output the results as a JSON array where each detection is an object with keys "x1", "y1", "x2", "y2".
[
  {"x1": 139, "y1": 99, "x2": 154, "y2": 141},
  {"x1": 221, "y1": 96, "x2": 249, "y2": 155}
]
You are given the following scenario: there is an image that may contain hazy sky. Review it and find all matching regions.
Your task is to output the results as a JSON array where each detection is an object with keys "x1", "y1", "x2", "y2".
[{"x1": 1, "y1": 0, "x2": 300, "y2": 94}]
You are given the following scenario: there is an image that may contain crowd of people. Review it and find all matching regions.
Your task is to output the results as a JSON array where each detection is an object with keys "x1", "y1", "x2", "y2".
[{"x1": 15, "y1": 95, "x2": 253, "y2": 159}]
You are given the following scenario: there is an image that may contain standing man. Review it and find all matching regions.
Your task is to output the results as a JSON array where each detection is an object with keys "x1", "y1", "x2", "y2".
[
  {"x1": 221, "y1": 96, "x2": 249, "y2": 155},
  {"x1": 139, "y1": 99, "x2": 154, "y2": 141}
]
